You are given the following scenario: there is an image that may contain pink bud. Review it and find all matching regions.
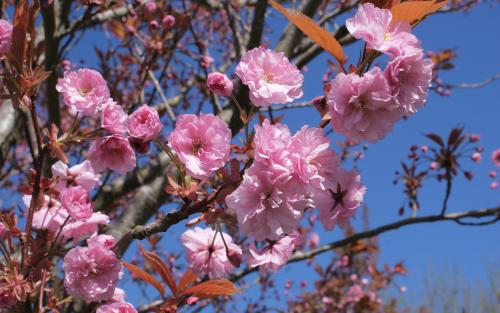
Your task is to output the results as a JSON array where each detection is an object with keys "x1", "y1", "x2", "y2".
[
  {"x1": 226, "y1": 249, "x2": 241, "y2": 268},
  {"x1": 145, "y1": 1, "x2": 157, "y2": 12},
  {"x1": 490, "y1": 181, "x2": 499, "y2": 190},
  {"x1": 399, "y1": 286, "x2": 407, "y2": 293},
  {"x1": 469, "y1": 134, "x2": 480, "y2": 142},
  {"x1": 420, "y1": 145, "x2": 429, "y2": 153},
  {"x1": 429, "y1": 162, "x2": 439, "y2": 170},
  {"x1": 207, "y1": 72, "x2": 233, "y2": 97},
  {"x1": 200, "y1": 55, "x2": 213, "y2": 68},
  {"x1": 162, "y1": 15, "x2": 176, "y2": 28},
  {"x1": 488, "y1": 170, "x2": 497, "y2": 178},
  {"x1": 186, "y1": 296, "x2": 199, "y2": 305},
  {"x1": 471, "y1": 152, "x2": 481, "y2": 163},
  {"x1": 149, "y1": 20, "x2": 158, "y2": 29},
  {"x1": 464, "y1": 171, "x2": 474, "y2": 181}
]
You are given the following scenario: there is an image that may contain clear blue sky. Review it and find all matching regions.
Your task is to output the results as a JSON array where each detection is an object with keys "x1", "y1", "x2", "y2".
[{"x1": 65, "y1": 2, "x2": 500, "y2": 310}]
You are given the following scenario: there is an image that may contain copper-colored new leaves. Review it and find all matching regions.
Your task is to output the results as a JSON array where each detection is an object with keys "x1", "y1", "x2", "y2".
[
  {"x1": 122, "y1": 261, "x2": 166, "y2": 297},
  {"x1": 391, "y1": 0, "x2": 448, "y2": 25},
  {"x1": 269, "y1": 0, "x2": 345, "y2": 65},
  {"x1": 143, "y1": 249, "x2": 178, "y2": 296},
  {"x1": 182, "y1": 280, "x2": 239, "y2": 299}
]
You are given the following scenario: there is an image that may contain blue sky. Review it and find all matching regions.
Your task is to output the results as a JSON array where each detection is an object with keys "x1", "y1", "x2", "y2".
[{"x1": 61, "y1": 2, "x2": 500, "y2": 310}]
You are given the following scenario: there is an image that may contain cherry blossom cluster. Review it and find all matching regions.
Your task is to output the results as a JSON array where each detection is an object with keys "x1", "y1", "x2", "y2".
[
  {"x1": 56, "y1": 68, "x2": 163, "y2": 174},
  {"x1": 328, "y1": 3, "x2": 433, "y2": 143}
]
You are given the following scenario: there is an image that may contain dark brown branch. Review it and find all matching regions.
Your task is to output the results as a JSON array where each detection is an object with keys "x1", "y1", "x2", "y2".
[{"x1": 230, "y1": 206, "x2": 500, "y2": 280}]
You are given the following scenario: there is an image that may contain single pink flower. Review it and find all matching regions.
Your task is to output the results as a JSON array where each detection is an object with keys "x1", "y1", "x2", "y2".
[
  {"x1": 290, "y1": 126, "x2": 340, "y2": 188},
  {"x1": 88, "y1": 135, "x2": 136, "y2": 174},
  {"x1": 52, "y1": 160, "x2": 100, "y2": 191},
  {"x1": 59, "y1": 186, "x2": 94, "y2": 221},
  {"x1": 101, "y1": 101, "x2": 128, "y2": 134},
  {"x1": 235, "y1": 46, "x2": 303, "y2": 107},
  {"x1": 56, "y1": 68, "x2": 110, "y2": 116},
  {"x1": 207, "y1": 72, "x2": 234, "y2": 97},
  {"x1": 169, "y1": 113, "x2": 231, "y2": 179},
  {"x1": 491, "y1": 149, "x2": 500, "y2": 167},
  {"x1": 61, "y1": 212, "x2": 110, "y2": 242},
  {"x1": 97, "y1": 302, "x2": 137, "y2": 313},
  {"x1": 181, "y1": 227, "x2": 242, "y2": 279},
  {"x1": 225, "y1": 163, "x2": 307, "y2": 241},
  {"x1": 253, "y1": 119, "x2": 293, "y2": 171},
  {"x1": 162, "y1": 15, "x2": 176, "y2": 28},
  {"x1": 384, "y1": 52, "x2": 433, "y2": 115},
  {"x1": 327, "y1": 67, "x2": 400, "y2": 143},
  {"x1": 28, "y1": 195, "x2": 69, "y2": 233},
  {"x1": 346, "y1": 3, "x2": 419, "y2": 56},
  {"x1": 62, "y1": 238, "x2": 122, "y2": 302},
  {"x1": 0, "y1": 19, "x2": 12, "y2": 54},
  {"x1": 126, "y1": 104, "x2": 163, "y2": 141},
  {"x1": 312, "y1": 169, "x2": 366, "y2": 230},
  {"x1": 248, "y1": 232, "x2": 301, "y2": 272}
]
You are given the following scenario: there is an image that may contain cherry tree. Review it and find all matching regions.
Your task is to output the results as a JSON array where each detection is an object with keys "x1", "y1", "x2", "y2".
[{"x1": 0, "y1": 0, "x2": 498, "y2": 312}]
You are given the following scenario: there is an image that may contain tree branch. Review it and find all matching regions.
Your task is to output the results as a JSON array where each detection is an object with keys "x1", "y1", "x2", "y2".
[{"x1": 231, "y1": 206, "x2": 500, "y2": 280}]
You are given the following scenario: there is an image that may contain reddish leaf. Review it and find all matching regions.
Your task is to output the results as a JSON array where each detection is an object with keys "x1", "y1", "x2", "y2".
[
  {"x1": 425, "y1": 133, "x2": 445, "y2": 147},
  {"x1": 179, "y1": 268, "x2": 197, "y2": 292},
  {"x1": 10, "y1": 0, "x2": 30, "y2": 70},
  {"x1": 182, "y1": 280, "x2": 239, "y2": 299},
  {"x1": 122, "y1": 261, "x2": 165, "y2": 297},
  {"x1": 269, "y1": 0, "x2": 345, "y2": 64},
  {"x1": 142, "y1": 249, "x2": 178, "y2": 296},
  {"x1": 391, "y1": 0, "x2": 448, "y2": 25}
]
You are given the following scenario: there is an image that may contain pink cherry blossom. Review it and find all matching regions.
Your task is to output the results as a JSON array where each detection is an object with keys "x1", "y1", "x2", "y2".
[
  {"x1": 110, "y1": 288, "x2": 126, "y2": 303},
  {"x1": 169, "y1": 113, "x2": 231, "y2": 179},
  {"x1": 56, "y1": 68, "x2": 110, "y2": 116},
  {"x1": 253, "y1": 119, "x2": 293, "y2": 171},
  {"x1": 61, "y1": 212, "x2": 110, "y2": 242},
  {"x1": 28, "y1": 195, "x2": 68, "y2": 233},
  {"x1": 88, "y1": 135, "x2": 136, "y2": 174},
  {"x1": 101, "y1": 101, "x2": 128, "y2": 134},
  {"x1": 346, "y1": 3, "x2": 419, "y2": 56},
  {"x1": 327, "y1": 67, "x2": 400, "y2": 143},
  {"x1": 0, "y1": 19, "x2": 12, "y2": 54},
  {"x1": 181, "y1": 227, "x2": 242, "y2": 279},
  {"x1": 52, "y1": 160, "x2": 100, "y2": 191},
  {"x1": 492, "y1": 149, "x2": 500, "y2": 167},
  {"x1": 0, "y1": 222, "x2": 7, "y2": 239},
  {"x1": 62, "y1": 238, "x2": 122, "y2": 302},
  {"x1": 162, "y1": 15, "x2": 176, "y2": 28},
  {"x1": 384, "y1": 52, "x2": 433, "y2": 115},
  {"x1": 207, "y1": 72, "x2": 234, "y2": 97},
  {"x1": 290, "y1": 126, "x2": 340, "y2": 188},
  {"x1": 96, "y1": 302, "x2": 137, "y2": 313},
  {"x1": 126, "y1": 104, "x2": 163, "y2": 141},
  {"x1": 225, "y1": 163, "x2": 307, "y2": 241},
  {"x1": 87, "y1": 234, "x2": 116, "y2": 250},
  {"x1": 235, "y1": 46, "x2": 303, "y2": 107},
  {"x1": 312, "y1": 169, "x2": 366, "y2": 230},
  {"x1": 248, "y1": 232, "x2": 301, "y2": 271},
  {"x1": 59, "y1": 186, "x2": 94, "y2": 221}
]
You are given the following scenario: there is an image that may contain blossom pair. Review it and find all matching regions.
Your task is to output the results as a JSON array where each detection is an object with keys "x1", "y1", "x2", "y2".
[{"x1": 327, "y1": 3, "x2": 434, "y2": 143}]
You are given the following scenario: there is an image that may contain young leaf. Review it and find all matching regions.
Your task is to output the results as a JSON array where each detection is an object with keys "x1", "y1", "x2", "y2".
[
  {"x1": 122, "y1": 261, "x2": 165, "y2": 297},
  {"x1": 10, "y1": 0, "x2": 30, "y2": 70},
  {"x1": 182, "y1": 280, "x2": 239, "y2": 299},
  {"x1": 179, "y1": 268, "x2": 198, "y2": 292},
  {"x1": 269, "y1": 0, "x2": 345, "y2": 65},
  {"x1": 142, "y1": 249, "x2": 178, "y2": 296},
  {"x1": 425, "y1": 133, "x2": 445, "y2": 147},
  {"x1": 391, "y1": 0, "x2": 448, "y2": 25}
]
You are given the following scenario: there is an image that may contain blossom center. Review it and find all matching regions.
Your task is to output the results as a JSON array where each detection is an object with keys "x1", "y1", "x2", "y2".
[
  {"x1": 384, "y1": 32, "x2": 392, "y2": 41},
  {"x1": 263, "y1": 73, "x2": 273, "y2": 83},
  {"x1": 79, "y1": 87, "x2": 91, "y2": 96},
  {"x1": 192, "y1": 138, "x2": 204, "y2": 153}
]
